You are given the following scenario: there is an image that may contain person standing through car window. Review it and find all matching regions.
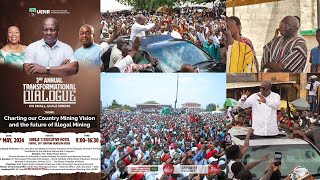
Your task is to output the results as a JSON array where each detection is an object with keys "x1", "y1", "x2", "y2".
[
  {"x1": 129, "y1": 14, "x2": 155, "y2": 43},
  {"x1": 238, "y1": 80, "x2": 281, "y2": 136}
]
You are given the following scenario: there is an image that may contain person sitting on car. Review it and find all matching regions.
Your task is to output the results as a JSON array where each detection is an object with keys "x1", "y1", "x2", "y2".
[
  {"x1": 114, "y1": 37, "x2": 157, "y2": 73},
  {"x1": 109, "y1": 38, "x2": 127, "y2": 68}
]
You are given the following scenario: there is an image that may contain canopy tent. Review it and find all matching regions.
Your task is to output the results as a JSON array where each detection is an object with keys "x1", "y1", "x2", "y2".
[
  {"x1": 160, "y1": 107, "x2": 171, "y2": 116},
  {"x1": 225, "y1": 98, "x2": 238, "y2": 107},
  {"x1": 278, "y1": 100, "x2": 296, "y2": 112},
  {"x1": 291, "y1": 98, "x2": 310, "y2": 111},
  {"x1": 100, "y1": 0, "x2": 133, "y2": 12}
]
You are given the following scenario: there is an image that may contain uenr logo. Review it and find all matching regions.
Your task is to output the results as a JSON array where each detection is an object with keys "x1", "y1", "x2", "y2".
[{"x1": 37, "y1": 10, "x2": 50, "y2": 14}]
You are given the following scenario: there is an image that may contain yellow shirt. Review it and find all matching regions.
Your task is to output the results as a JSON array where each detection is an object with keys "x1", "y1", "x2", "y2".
[{"x1": 227, "y1": 40, "x2": 257, "y2": 73}]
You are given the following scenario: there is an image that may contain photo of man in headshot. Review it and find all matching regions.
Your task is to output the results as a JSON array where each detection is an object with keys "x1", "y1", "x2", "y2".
[{"x1": 23, "y1": 17, "x2": 79, "y2": 77}]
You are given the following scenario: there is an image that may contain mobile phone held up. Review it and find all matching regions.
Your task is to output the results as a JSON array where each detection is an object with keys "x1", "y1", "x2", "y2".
[{"x1": 274, "y1": 152, "x2": 282, "y2": 166}]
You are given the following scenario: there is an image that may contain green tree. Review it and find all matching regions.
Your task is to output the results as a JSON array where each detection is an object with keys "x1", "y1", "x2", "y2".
[
  {"x1": 123, "y1": 104, "x2": 133, "y2": 111},
  {"x1": 109, "y1": 100, "x2": 122, "y2": 109},
  {"x1": 206, "y1": 103, "x2": 216, "y2": 111}
]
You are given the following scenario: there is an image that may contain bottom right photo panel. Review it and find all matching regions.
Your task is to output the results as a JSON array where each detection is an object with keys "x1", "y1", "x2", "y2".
[{"x1": 226, "y1": 73, "x2": 320, "y2": 179}]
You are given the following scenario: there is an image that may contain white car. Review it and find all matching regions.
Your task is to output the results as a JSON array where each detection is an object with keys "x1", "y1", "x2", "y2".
[{"x1": 229, "y1": 127, "x2": 320, "y2": 179}]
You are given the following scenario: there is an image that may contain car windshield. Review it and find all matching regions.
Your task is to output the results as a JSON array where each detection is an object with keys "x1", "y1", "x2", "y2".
[
  {"x1": 244, "y1": 144, "x2": 320, "y2": 179},
  {"x1": 148, "y1": 41, "x2": 212, "y2": 72}
]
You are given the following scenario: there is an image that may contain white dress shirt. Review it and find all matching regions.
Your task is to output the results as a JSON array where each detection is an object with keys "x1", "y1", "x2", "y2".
[
  {"x1": 24, "y1": 39, "x2": 76, "y2": 66},
  {"x1": 306, "y1": 81, "x2": 320, "y2": 96},
  {"x1": 238, "y1": 92, "x2": 280, "y2": 136},
  {"x1": 110, "y1": 45, "x2": 123, "y2": 68},
  {"x1": 114, "y1": 55, "x2": 134, "y2": 72},
  {"x1": 130, "y1": 22, "x2": 155, "y2": 41}
]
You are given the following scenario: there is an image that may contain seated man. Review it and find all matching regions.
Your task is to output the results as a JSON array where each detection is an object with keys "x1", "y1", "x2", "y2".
[
  {"x1": 114, "y1": 37, "x2": 157, "y2": 73},
  {"x1": 261, "y1": 16, "x2": 307, "y2": 72},
  {"x1": 23, "y1": 17, "x2": 78, "y2": 77}
]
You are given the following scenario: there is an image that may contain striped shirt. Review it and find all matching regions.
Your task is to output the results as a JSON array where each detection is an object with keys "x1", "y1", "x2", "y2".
[
  {"x1": 261, "y1": 36, "x2": 307, "y2": 73},
  {"x1": 226, "y1": 40, "x2": 257, "y2": 73}
]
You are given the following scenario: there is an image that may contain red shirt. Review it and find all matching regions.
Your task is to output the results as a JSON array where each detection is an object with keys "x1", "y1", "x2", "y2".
[{"x1": 206, "y1": 149, "x2": 218, "y2": 159}]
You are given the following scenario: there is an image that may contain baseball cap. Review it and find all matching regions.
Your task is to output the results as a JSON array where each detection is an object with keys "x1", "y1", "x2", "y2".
[{"x1": 208, "y1": 157, "x2": 218, "y2": 164}]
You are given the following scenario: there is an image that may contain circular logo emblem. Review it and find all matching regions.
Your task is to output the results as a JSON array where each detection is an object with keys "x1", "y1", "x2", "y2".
[
  {"x1": 163, "y1": 163, "x2": 174, "y2": 175},
  {"x1": 208, "y1": 164, "x2": 220, "y2": 175}
]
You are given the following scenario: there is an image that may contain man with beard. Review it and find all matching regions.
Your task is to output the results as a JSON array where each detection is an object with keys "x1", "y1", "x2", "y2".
[
  {"x1": 238, "y1": 80, "x2": 280, "y2": 136},
  {"x1": 261, "y1": 16, "x2": 307, "y2": 72},
  {"x1": 23, "y1": 17, "x2": 78, "y2": 76}
]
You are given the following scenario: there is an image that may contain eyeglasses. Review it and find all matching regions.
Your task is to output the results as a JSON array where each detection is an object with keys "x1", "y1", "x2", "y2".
[
  {"x1": 79, "y1": 31, "x2": 93, "y2": 36},
  {"x1": 43, "y1": 28, "x2": 57, "y2": 32},
  {"x1": 259, "y1": 86, "x2": 266, "y2": 90}
]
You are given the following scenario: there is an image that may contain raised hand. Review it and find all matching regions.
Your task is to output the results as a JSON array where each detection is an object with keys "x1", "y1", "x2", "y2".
[{"x1": 257, "y1": 93, "x2": 266, "y2": 103}]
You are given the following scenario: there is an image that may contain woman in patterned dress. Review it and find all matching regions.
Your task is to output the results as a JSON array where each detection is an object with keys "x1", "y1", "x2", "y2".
[{"x1": 0, "y1": 26, "x2": 27, "y2": 69}]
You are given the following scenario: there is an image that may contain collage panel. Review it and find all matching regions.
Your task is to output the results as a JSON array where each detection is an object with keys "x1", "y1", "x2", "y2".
[
  {"x1": 100, "y1": 73, "x2": 227, "y2": 179},
  {"x1": 227, "y1": 73, "x2": 320, "y2": 179},
  {"x1": 100, "y1": 0, "x2": 227, "y2": 73},
  {"x1": 225, "y1": 0, "x2": 318, "y2": 73},
  {"x1": 0, "y1": 0, "x2": 102, "y2": 178}
]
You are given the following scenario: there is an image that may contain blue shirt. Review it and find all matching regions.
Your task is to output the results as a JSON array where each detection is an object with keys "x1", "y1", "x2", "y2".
[
  {"x1": 74, "y1": 43, "x2": 104, "y2": 66},
  {"x1": 311, "y1": 47, "x2": 320, "y2": 64}
]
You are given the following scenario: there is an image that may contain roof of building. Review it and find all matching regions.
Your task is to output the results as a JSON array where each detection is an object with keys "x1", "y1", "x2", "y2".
[{"x1": 227, "y1": 81, "x2": 296, "y2": 89}]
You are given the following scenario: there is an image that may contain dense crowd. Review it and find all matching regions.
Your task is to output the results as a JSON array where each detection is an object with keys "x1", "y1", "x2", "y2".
[
  {"x1": 100, "y1": 110, "x2": 229, "y2": 180},
  {"x1": 100, "y1": 3, "x2": 226, "y2": 66}
]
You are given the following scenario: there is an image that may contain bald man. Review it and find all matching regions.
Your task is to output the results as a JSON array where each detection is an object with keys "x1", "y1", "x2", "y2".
[
  {"x1": 261, "y1": 16, "x2": 307, "y2": 73},
  {"x1": 237, "y1": 80, "x2": 280, "y2": 136},
  {"x1": 23, "y1": 17, "x2": 78, "y2": 77},
  {"x1": 129, "y1": 14, "x2": 155, "y2": 42}
]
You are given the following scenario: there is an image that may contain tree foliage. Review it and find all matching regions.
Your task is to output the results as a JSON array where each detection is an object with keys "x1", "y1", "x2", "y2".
[
  {"x1": 118, "y1": 0, "x2": 212, "y2": 11},
  {"x1": 206, "y1": 103, "x2": 216, "y2": 111},
  {"x1": 109, "y1": 100, "x2": 133, "y2": 110}
]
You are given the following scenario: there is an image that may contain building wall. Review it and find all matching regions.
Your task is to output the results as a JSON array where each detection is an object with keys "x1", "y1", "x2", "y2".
[{"x1": 227, "y1": 0, "x2": 318, "y2": 68}]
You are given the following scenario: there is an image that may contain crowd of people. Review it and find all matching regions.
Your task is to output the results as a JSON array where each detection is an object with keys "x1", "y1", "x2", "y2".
[
  {"x1": 100, "y1": 109, "x2": 230, "y2": 180},
  {"x1": 100, "y1": 3, "x2": 227, "y2": 72}
]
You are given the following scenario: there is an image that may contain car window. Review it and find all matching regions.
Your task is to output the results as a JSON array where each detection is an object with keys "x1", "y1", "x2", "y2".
[
  {"x1": 243, "y1": 144, "x2": 320, "y2": 179},
  {"x1": 133, "y1": 50, "x2": 151, "y2": 65},
  {"x1": 149, "y1": 41, "x2": 212, "y2": 72}
]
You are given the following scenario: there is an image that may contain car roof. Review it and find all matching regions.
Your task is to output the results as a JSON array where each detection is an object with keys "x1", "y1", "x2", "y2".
[
  {"x1": 229, "y1": 127, "x2": 309, "y2": 146},
  {"x1": 140, "y1": 35, "x2": 175, "y2": 46}
]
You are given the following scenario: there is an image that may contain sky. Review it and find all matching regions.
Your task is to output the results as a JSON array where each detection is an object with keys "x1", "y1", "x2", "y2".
[{"x1": 101, "y1": 73, "x2": 226, "y2": 108}]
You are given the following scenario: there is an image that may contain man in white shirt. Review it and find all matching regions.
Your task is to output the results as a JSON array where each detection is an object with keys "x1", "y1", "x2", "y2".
[
  {"x1": 306, "y1": 75, "x2": 320, "y2": 113},
  {"x1": 109, "y1": 38, "x2": 126, "y2": 68},
  {"x1": 162, "y1": 24, "x2": 182, "y2": 39},
  {"x1": 237, "y1": 80, "x2": 280, "y2": 136},
  {"x1": 23, "y1": 17, "x2": 78, "y2": 77},
  {"x1": 130, "y1": 14, "x2": 155, "y2": 42}
]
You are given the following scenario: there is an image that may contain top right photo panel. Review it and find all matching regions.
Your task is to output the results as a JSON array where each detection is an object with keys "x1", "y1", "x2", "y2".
[{"x1": 226, "y1": 0, "x2": 319, "y2": 73}]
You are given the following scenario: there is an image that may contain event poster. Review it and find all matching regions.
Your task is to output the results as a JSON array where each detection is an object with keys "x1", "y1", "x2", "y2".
[{"x1": 0, "y1": 0, "x2": 101, "y2": 178}]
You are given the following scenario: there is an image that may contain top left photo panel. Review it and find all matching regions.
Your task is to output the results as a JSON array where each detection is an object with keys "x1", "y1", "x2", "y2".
[{"x1": 100, "y1": 0, "x2": 226, "y2": 73}]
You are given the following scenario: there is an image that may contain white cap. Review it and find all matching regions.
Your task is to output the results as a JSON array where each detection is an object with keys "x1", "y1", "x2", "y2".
[
  {"x1": 115, "y1": 141, "x2": 121, "y2": 145},
  {"x1": 208, "y1": 157, "x2": 218, "y2": 164}
]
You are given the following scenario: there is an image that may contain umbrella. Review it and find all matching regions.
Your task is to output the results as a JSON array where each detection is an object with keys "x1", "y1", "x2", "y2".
[
  {"x1": 278, "y1": 100, "x2": 296, "y2": 112},
  {"x1": 225, "y1": 98, "x2": 238, "y2": 107},
  {"x1": 291, "y1": 98, "x2": 310, "y2": 111}
]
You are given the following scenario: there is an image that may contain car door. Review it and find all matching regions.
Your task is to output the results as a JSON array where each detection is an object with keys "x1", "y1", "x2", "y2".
[{"x1": 133, "y1": 50, "x2": 163, "y2": 72}]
